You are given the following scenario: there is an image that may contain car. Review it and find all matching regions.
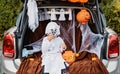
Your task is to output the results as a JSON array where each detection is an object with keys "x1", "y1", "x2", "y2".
[{"x1": 1, "y1": 0, "x2": 120, "y2": 74}]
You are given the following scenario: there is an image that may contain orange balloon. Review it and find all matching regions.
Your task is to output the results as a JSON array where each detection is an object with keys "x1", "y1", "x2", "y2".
[
  {"x1": 68, "y1": 0, "x2": 79, "y2": 3},
  {"x1": 79, "y1": 0, "x2": 88, "y2": 3},
  {"x1": 76, "y1": 9, "x2": 90, "y2": 24}
]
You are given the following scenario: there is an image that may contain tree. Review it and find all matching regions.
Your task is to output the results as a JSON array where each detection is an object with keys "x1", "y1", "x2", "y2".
[
  {"x1": 0, "y1": 0, "x2": 22, "y2": 39},
  {"x1": 100, "y1": 0, "x2": 120, "y2": 34}
]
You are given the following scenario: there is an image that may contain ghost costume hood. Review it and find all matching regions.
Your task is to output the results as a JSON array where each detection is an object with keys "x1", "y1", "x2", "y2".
[{"x1": 45, "y1": 22, "x2": 60, "y2": 36}]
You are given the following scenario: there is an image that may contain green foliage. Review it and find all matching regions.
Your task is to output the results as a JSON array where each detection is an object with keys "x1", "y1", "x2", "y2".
[
  {"x1": 0, "y1": 0, "x2": 22, "y2": 39},
  {"x1": 100, "y1": 0, "x2": 120, "y2": 34}
]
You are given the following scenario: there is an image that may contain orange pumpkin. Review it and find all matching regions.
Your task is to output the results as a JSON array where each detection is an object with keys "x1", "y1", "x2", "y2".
[
  {"x1": 62, "y1": 51, "x2": 79, "y2": 64},
  {"x1": 62, "y1": 51, "x2": 76, "y2": 64},
  {"x1": 68, "y1": 0, "x2": 79, "y2": 3},
  {"x1": 79, "y1": 0, "x2": 88, "y2": 3},
  {"x1": 76, "y1": 9, "x2": 90, "y2": 24}
]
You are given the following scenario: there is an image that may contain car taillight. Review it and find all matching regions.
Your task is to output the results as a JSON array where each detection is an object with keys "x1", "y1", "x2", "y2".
[
  {"x1": 3, "y1": 33, "x2": 15, "y2": 58},
  {"x1": 108, "y1": 34, "x2": 119, "y2": 59}
]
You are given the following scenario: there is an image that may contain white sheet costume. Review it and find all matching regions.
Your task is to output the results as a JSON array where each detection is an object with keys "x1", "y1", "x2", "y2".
[
  {"x1": 41, "y1": 36, "x2": 68, "y2": 74},
  {"x1": 41, "y1": 22, "x2": 68, "y2": 74}
]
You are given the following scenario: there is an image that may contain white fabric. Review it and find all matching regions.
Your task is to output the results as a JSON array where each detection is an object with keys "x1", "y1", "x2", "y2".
[
  {"x1": 45, "y1": 22, "x2": 60, "y2": 36},
  {"x1": 50, "y1": 9, "x2": 57, "y2": 21},
  {"x1": 27, "y1": 0, "x2": 39, "y2": 32},
  {"x1": 68, "y1": 9, "x2": 72, "y2": 20},
  {"x1": 38, "y1": 9, "x2": 50, "y2": 21},
  {"x1": 38, "y1": 8, "x2": 73, "y2": 21},
  {"x1": 41, "y1": 37, "x2": 68, "y2": 74},
  {"x1": 79, "y1": 24, "x2": 104, "y2": 58},
  {"x1": 59, "y1": 9, "x2": 66, "y2": 21}
]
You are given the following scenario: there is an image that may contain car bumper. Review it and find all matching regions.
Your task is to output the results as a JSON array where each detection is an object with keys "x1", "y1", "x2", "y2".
[
  {"x1": 102, "y1": 59, "x2": 120, "y2": 74},
  {"x1": 1, "y1": 56, "x2": 119, "y2": 74},
  {"x1": 1, "y1": 56, "x2": 21, "y2": 74}
]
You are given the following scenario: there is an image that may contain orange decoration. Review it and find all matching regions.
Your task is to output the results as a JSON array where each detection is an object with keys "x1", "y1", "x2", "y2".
[
  {"x1": 76, "y1": 9, "x2": 91, "y2": 24},
  {"x1": 68, "y1": 0, "x2": 79, "y2": 3},
  {"x1": 62, "y1": 51, "x2": 76, "y2": 64},
  {"x1": 68, "y1": 0, "x2": 88, "y2": 3},
  {"x1": 79, "y1": 0, "x2": 88, "y2": 3}
]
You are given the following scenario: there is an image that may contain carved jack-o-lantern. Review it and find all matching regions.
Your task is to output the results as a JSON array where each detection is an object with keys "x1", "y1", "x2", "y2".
[{"x1": 76, "y1": 9, "x2": 91, "y2": 24}]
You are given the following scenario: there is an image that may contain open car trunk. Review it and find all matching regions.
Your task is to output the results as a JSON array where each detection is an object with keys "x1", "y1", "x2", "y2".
[
  {"x1": 23, "y1": 8, "x2": 99, "y2": 54},
  {"x1": 19, "y1": 0, "x2": 104, "y2": 59},
  {"x1": 16, "y1": 2, "x2": 109, "y2": 72}
]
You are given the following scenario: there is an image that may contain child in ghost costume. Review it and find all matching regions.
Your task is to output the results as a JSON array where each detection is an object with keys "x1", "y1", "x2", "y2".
[{"x1": 41, "y1": 22, "x2": 69, "y2": 74}]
